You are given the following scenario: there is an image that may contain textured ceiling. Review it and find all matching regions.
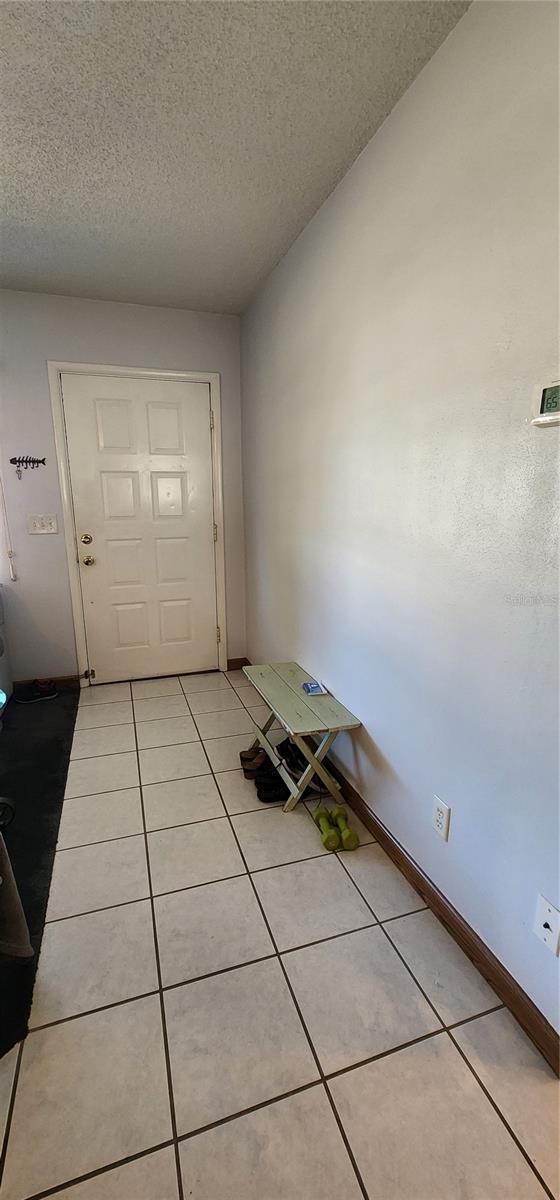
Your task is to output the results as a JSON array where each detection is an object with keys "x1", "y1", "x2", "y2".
[{"x1": 0, "y1": 1, "x2": 469, "y2": 314}]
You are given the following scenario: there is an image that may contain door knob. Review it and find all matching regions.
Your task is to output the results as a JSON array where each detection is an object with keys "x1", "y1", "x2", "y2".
[
  {"x1": 82, "y1": 555, "x2": 95, "y2": 566},
  {"x1": 80, "y1": 533, "x2": 93, "y2": 545}
]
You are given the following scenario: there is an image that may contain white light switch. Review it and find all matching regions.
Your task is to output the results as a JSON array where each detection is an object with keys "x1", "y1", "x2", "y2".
[{"x1": 27, "y1": 514, "x2": 58, "y2": 535}]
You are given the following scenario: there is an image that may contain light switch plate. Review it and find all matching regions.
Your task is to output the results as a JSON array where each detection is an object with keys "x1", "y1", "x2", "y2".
[{"x1": 27, "y1": 514, "x2": 58, "y2": 535}]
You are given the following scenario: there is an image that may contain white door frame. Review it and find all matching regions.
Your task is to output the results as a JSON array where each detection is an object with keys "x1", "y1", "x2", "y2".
[{"x1": 48, "y1": 361, "x2": 228, "y2": 684}]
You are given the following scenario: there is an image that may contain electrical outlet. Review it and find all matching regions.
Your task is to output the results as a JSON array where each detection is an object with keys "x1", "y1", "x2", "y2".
[
  {"x1": 533, "y1": 895, "x2": 560, "y2": 955},
  {"x1": 432, "y1": 795, "x2": 451, "y2": 841}
]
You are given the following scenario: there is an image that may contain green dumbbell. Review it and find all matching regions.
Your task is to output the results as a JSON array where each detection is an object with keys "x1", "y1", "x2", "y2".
[
  {"x1": 330, "y1": 805, "x2": 359, "y2": 851},
  {"x1": 312, "y1": 804, "x2": 340, "y2": 852}
]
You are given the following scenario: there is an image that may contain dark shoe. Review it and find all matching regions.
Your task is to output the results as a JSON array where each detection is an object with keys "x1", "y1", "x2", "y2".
[
  {"x1": 273, "y1": 738, "x2": 311, "y2": 778},
  {"x1": 257, "y1": 788, "x2": 287, "y2": 803},
  {"x1": 285, "y1": 744, "x2": 308, "y2": 773},
  {"x1": 242, "y1": 751, "x2": 269, "y2": 779},
  {"x1": 254, "y1": 759, "x2": 277, "y2": 783},
  {"x1": 257, "y1": 780, "x2": 289, "y2": 802},
  {"x1": 283, "y1": 751, "x2": 323, "y2": 794},
  {"x1": 239, "y1": 746, "x2": 262, "y2": 764},
  {"x1": 14, "y1": 679, "x2": 58, "y2": 704},
  {"x1": 256, "y1": 771, "x2": 287, "y2": 791}
]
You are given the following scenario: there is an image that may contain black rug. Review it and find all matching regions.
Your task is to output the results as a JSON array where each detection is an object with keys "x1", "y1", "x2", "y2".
[{"x1": 0, "y1": 686, "x2": 79, "y2": 1057}]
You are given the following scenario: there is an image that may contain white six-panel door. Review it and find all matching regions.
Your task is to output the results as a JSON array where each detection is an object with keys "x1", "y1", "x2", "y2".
[{"x1": 61, "y1": 372, "x2": 219, "y2": 683}]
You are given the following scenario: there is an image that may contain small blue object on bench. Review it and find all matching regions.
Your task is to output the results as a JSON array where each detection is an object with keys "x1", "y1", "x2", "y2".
[{"x1": 302, "y1": 679, "x2": 327, "y2": 695}]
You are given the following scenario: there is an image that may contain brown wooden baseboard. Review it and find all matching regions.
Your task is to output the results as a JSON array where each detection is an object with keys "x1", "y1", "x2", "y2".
[
  {"x1": 330, "y1": 761, "x2": 559, "y2": 1076},
  {"x1": 227, "y1": 657, "x2": 250, "y2": 671}
]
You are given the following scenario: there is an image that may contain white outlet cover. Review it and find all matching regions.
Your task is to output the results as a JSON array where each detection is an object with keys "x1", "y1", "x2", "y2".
[
  {"x1": 533, "y1": 894, "x2": 560, "y2": 956},
  {"x1": 432, "y1": 795, "x2": 451, "y2": 841},
  {"x1": 27, "y1": 514, "x2": 58, "y2": 534}
]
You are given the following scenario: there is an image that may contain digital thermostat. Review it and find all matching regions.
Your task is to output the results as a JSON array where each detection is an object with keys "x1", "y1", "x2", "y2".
[{"x1": 531, "y1": 379, "x2": 560, "y2": 427}]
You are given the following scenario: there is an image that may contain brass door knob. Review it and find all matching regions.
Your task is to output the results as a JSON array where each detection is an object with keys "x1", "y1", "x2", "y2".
[
  {"x1": 82, "y1": 555, "x2": 95, "y2": 566},
  {"x1": 80, "y1": 533, "x2": 93, "y2": 545}
]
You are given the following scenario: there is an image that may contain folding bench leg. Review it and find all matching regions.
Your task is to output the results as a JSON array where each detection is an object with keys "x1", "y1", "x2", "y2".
[
  {"x1": 248, "y1": 719, "x2": 342, "y2": 814},
  {"x1": 283, "y1": 730, "x2": 340, "y2": 812},
  {"x1": 247, "y1": 710, "x2": 276, "y2": 753}
]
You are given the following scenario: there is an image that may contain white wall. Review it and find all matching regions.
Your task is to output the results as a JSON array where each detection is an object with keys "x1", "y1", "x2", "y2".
[
  {"x1": 242, "y1": 1, "x2": 559, "y2": 1026},
  {"x1": 0, "y1": 290, "x2": 245, "y2": 677}
]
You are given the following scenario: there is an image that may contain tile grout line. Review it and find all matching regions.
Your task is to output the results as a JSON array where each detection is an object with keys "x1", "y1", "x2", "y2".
[
  {"x1": 17, "y1": 964, "x2": 510, "y2": 1041},
  {"x1": 51, "y1": 690, "x2": 497, "y2": 976},
  {"x1": 173, "y1": 1080, "x2": 320, "y2": 1146},
  {"x1": 64, "y1": 769, "x2": 211, "y2": 801},
  {"x1": 42, "y1": 689, "x2": 508, "y2": 1012},
  {"x1": 71, "y1": 739, "x2": 200, "y2": 762},
  {"x1": 260, "y1": 920, "x2": 380, "y2": 957},
  {"x1": 379, "y1": 904, "x2": 427, "y2": 922},
  {"x1": 103, "y1": 677, "x2": 559, "y2": 1200},
  {"x1": 238, "y1": 847, "x2": 330, "y2": 873},
  {"x1": 31, "y1": 953, "x2": 280, "y2": 1030},
  {"x1": 36, "y1": 915, "x2": 423, "y2": 1034},
  {"x1": 31, "y1": 1001, "x2": 553, "y2": 1200},
  {"x1": 446, "y1": 1030, "x2": 554, "y2": 1199},
  {"x1": 334, "y1": 852, "x2": 447, "y2": 1023},
  {"x1": 2, "y1": 675, "x2": 241, "y2": 1198},
  {"x1": 77, "y1": 688, "x2": 132, "y2": 708},
  {"x1": 30, "y1": 678, "x2": 550, "y2": 1195},
  {"x1": 80, "y1": 674, "x2": 230, "y2": 704},
  {"x1": 334, "y1": 853, "x2": 553, "y2": 1198},
  {"x1": 15, "y1": 676, "x2": 548, "y2": 1200},
  {"x1": 55, "y1": 810, "x2": 232, "y2": 853},
  {"x1": 73, "y1": 719, "x2": 135, "y2": 735},
  {"x1": 19, "y1": 1140, "x2": 177, "y2": 1200},
  {"x1": 0, "y1": 1041, "x2": 24, "y2": 1189},
  {"x1": 45, "y1": 893, "x2": 155, "y2": 924},
  {"x1": 445, "y1": 1003, "x2": 505, "y2": 1031},
  {"x1": 17, "y1": 1014, "x2": 529, "y2": 1200},
  {"x1": 29, "y1": 989, "x2": 162, "y2": 1034},
  {"x1": 325, "y1": 1028, "x2": 448, "y2": 1084},
  {"x1": 43, "y1": 869, "x2": 261, "y2": 924},
  {"x1": 26, "y1": 962, "x2": 507, "y2": 1042},
  {"x1": 22, "y1": 1080, "x2": 315, "y2": 1200},
  {"x1": 131, "y1": 702, "x2": 185, "y2": 1200},
  {"x1": 69, "y1": 673, "x2": 275, "y2": 799},
  {"x1": 188, "y1": 713, "x2": 371, "y2": 1200}
]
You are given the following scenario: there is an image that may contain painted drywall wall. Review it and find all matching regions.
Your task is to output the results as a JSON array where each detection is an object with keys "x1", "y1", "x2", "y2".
[
  {"x1": 0, "y1": 290, "x2": 245, "y2": 677},
  {"x1": 242, "y1": 1, "x2": 559, "y2": 1026}
]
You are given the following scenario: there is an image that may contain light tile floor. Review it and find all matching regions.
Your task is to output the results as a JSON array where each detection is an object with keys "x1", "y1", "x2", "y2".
[{"x1": 0, "y1": 671, "x2": 557, "y2": 1200}]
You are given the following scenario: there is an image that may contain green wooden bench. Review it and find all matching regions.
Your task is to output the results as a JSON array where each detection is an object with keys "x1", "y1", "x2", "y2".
[{"x1": 243, "y1": 662, "x2": 361, "y2": 812}]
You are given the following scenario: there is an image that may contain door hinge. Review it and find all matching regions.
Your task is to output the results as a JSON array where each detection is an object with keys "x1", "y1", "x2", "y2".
[
  {"x1": 213, "y1": 522, "x2": 218, "y2": 542},
  {"x1": 209, "y1": 409, "x2": 215, "y2": 431},
  {"x1": 84, "y1": 668, "x2": 96, "y2": 680},
  {"x1": 216, "y1": 625, "x2": 221, "y2": 644}
]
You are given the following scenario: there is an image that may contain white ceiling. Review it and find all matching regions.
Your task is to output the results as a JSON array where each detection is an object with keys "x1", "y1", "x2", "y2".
[{"x1": 0, "y1": 1, "x2": 469, "y2": 314}]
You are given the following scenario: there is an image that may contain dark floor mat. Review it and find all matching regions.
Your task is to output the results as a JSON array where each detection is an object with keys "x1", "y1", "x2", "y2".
[{"x1": 0, "y1": 686, "x2": 79, "y2": 1057}]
